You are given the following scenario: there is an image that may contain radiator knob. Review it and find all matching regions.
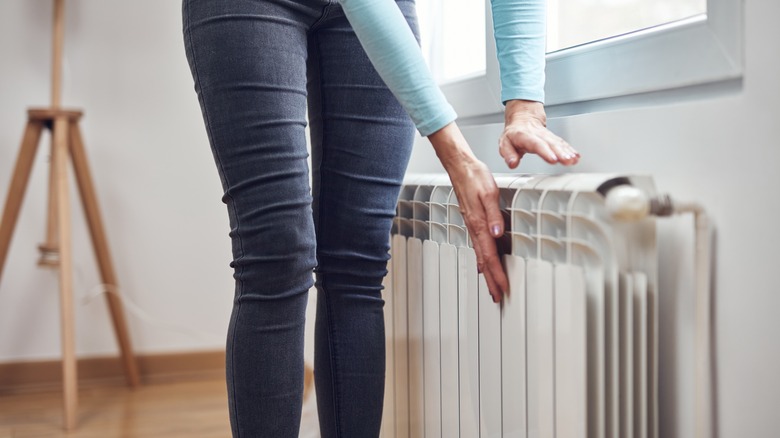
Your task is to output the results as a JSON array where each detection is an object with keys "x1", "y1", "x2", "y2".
[{"x1": 605, "y1": 185, "x2": 650, "y2": 221}]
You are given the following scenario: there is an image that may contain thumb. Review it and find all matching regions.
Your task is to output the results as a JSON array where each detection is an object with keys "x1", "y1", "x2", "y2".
[{"x1": 481, "y1": 188, "x2": 504, "y2": 238}]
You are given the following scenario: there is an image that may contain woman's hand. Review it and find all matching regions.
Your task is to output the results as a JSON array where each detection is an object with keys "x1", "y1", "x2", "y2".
[
  {"x1": 427, "y1": 105, "x2": 578, "y2": 303},
  {"x1": 428, "y1": 123, "x2": 508, "y2": 303},
  {"x1": 499, "y1": 100, "x2": 579, "y2": 167}
]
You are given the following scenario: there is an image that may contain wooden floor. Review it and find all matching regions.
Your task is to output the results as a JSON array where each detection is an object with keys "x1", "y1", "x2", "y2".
[{"x1": 0, "y1": 378, "x2": 231, "y2": 437}]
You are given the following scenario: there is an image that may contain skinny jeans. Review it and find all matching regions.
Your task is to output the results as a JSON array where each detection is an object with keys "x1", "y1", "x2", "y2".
[{"x1": 182, "y1": 0, "x2": 418, "y2": 436}]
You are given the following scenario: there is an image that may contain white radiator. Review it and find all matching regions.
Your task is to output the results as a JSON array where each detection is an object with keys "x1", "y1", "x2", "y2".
[{"x1": 381, "y1": 173, "x2": 661, "y2": 438}]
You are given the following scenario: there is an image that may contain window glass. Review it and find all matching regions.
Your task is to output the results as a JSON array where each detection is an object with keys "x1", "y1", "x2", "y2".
[
  {"x1": 547, "y1": 0, "x2": 707, "y2": 52},
  {"x1": 415, "y1": 0, "x2": 729, "y2": 115},
  {"x1": 417, "y1": 0, "x2": 487, "y2": 84}
]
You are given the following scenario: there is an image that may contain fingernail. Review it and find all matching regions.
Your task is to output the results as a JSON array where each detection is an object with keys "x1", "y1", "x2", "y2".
[
  {"x1": 549, "y1": 153, "x2": 558, "y2": 162},
  {"x1": 491, "y1": 225, "x2": 501, "y2": 236},
  {"x1": 492, "y1": 295, "x2": 499, "y2": 303}
]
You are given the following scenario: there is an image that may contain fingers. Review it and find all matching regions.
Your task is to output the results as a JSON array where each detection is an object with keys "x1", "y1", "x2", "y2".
[
  {"x1": 459, "y1": 189, "x2": 507, "y2": 302},
  {"x1": 472, "y1": 234, "x2": 508, "y2": 303},
  {"x1": 480, "y1": 190, "x2": 511, "y2": 299},
  {"x1": 471, "y1": 184, "x2": 509, "y2": 302},
  {"x1": 502, "y1": 126, "x2": 580, "y2": 166},
  {"x1": 540, "y1": 130, "x2": 579, "y2": 165},
  {"x1": 481, "y1": 181, "x2": 504, "y2": 238},
  {"x1": 498, "y1": 136, "x2": 524, "y2": 169},
  {"x1": 448, "y1": 160, "x2": 510, "y2": 304},
  {"x1": 506, "y1": 129, "x2": 558, "y2": 164}
]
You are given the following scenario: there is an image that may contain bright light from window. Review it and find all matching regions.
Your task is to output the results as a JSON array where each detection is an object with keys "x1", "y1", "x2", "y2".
[
  {"x1": 547, "y1": 0, "x2": 707, "y2": 52},
  {"x1": 416, "y1": 0, "x2": 709, "y2": 86},
  {"x1": 417, "y1": 0, "x2": 487, "y2": 84}
]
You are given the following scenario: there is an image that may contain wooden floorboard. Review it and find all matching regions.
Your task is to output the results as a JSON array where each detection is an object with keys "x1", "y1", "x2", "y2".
[
  {"x1": 0, "y1": 377, "x2": 231, "y2": 437},
  {"x1": 0, "y1": 351, "x2": 226, "y2": 394}
]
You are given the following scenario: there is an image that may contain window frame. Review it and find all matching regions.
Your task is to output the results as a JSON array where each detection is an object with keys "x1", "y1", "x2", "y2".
[{"x1": 438, "y1": 0, "x2": 743, "y2": 119}]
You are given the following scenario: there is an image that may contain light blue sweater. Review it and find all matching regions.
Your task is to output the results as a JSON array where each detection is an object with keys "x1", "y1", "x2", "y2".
[{"x1": 339, "y1": 0, "x2": 546, "y2": 136}]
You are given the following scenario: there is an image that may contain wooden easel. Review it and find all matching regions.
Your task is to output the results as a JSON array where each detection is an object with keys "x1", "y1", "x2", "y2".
[{"x1": 0, "y1": 0, "x2": 140, "y2": 430}]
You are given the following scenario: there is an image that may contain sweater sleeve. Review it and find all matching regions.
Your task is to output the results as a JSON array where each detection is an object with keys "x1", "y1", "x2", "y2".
[
  {"x1": 339, "y1": 0, "x2": 457, "y2": 136},
  {"x1": 490, "y1": 0, "x2": 547, "y2": 104}
]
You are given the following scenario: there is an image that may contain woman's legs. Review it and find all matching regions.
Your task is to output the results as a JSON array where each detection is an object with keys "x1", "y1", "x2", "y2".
[
  {"x1": 307, "y1": 2, "x2": 418, "y2": 436},
  {"x1": 183, "y1": 1, "x2": 325, "y2": 436},
  {"x1": 184, "y1": 0, "x2": 419, "y2": 435}
]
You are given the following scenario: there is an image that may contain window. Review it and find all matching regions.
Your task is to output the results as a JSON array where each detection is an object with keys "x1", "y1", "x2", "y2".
[
  {"x1": 417, "y1": 0, "x2": 487, "y2": 84},
  {"x1": 417, "y1": 0, "x2": 742, "y2": 119},
  {"x1": 547, "y1": 0, "x2": 706, "y2": 52}
]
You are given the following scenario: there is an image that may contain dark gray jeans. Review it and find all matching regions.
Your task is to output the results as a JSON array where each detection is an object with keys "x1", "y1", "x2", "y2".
[{"x1": 182, "y1": 0, "x2": 418, "y2": 436}]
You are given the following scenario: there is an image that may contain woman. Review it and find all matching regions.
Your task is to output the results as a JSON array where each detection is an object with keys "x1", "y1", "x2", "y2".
[{"x1": 183, "y1": 0, "x2": 577, "y2": 436}]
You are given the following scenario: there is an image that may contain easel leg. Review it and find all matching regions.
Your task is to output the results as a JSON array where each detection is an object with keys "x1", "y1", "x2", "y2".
[
  {"x1": 53, "y1": 116, "x2": 78, "y2": 431},
  {"x1": 39, "y1": 131, "x2": 61, "y2": 265},
  {"x1": 0, "y1": 121, "x2": 44, "y2": 281},
  {"x1": 69, "y1": 121, "x2": 141, "y2": 387}
]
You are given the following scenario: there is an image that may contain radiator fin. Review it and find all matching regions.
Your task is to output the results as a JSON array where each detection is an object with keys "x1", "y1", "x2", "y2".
[{"x1": 382, "y1": 174, "x2": 658, "y2": 438}]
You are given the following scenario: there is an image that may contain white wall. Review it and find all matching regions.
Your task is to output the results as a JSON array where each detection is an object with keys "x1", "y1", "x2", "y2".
[
  {"x1": 0, "y1": 0, "x2": 232, "y2": 359},
  {"x1": 1, "y1": 0, "x2": 778, "y2": 436}
]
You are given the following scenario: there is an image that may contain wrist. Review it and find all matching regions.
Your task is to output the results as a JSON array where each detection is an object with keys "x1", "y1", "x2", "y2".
[
  {"x1": 504, "y1": 99, "x2": 547, "y2": 126},
  {"x1": 428, "y1": 122, "x2": 478, "y2": 171}
]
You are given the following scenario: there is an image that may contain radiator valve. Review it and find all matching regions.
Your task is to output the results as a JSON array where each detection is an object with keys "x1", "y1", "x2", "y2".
[{"x1": 603, "y1": 184, "x2": 675, "y2": 221}]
